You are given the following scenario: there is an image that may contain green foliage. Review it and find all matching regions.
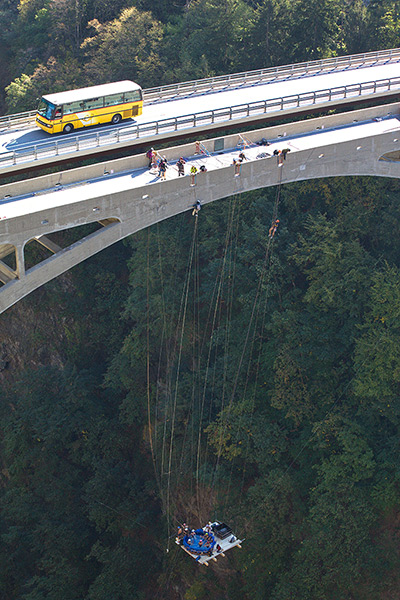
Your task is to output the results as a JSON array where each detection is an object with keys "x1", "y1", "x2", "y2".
[
  {"x1": 0, "y1": 0, "x2": 397, "y2": 109},
  {"x1": 4, "y1": 74, "x2": 34, "y2": 113},
  {"x1": 290, "y1": 0, "x2": 345, "y2": 60},
  {"x1": 5, "y1": 58, "x2": 83, "y2": 113},
  {"x1": 2, "y1": 2, "x2": 400, "y2": 599},
  {"x1": 82, "y1": 7, "x2": 164, "y2": 87},
  {"x1": 179, "y1": 0, "x2": 254, "y2": 74},
  {"x1": 354, "y1": 264, "x2": 400, "y2": 418},
  {"x1": 0, "y1": 363, "x2": 158, "y2": 599},
  {"x1": 368, "y1": 0, "x2": 400, "y2": 49},
  {"x1": 250, "y1": 0, "x2": 296, "y2": 68},
  {"x1": 184, "y1": 580, "x2": 207, "y2": 600}
]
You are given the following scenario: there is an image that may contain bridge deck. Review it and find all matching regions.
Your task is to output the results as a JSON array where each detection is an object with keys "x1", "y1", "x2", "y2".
[
  {"x1": 2, "y1": 114, "x2": 399, "y2": 222},
  {"x1": 141, "y1": 62, "x2": 400, "y2": 122}
]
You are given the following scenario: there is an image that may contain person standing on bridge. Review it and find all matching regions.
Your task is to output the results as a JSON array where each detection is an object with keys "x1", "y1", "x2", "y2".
[
  {"x1": 177, "y1": 157, "x2": 186, "y2": 176},
  {"x1": 151, "y1": 150, "x2": 160, "y2": 171},
  {"x1": 190, "y1": 165, "x2": 198, "y2": 186},
  {"x1": 159, "y1": 157, "x2": 167, "y2": 180},
  {"x1": 146, "y1": 148, "x2": 154, "y2": 168},
  {"x1": 273, "y1": 149, "x2": 284, "y2": 166}
]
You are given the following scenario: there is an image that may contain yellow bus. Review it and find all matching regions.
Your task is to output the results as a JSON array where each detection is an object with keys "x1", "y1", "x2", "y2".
[{"x1": 35, "y1": 80, "x2": 143, "y2": 134}]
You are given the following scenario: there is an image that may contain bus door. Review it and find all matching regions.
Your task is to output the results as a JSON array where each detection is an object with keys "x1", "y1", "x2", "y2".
[{"x1": 53, "y1": 106, "x2": 63, "y2": 131}]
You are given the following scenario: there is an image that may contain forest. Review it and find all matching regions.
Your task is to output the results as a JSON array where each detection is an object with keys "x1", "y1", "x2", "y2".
[{"x1": 1, "y1": 0, "x2": 400, "y2": 598}]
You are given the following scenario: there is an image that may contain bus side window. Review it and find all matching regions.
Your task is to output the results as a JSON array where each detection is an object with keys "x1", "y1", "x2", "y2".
[
  {"x1": 124, "y1": 90, "x2": 141, "y2": 102},
  {"x1": 83, "y1": 97, "x2": 104, "y2": 110},
  {"x1": 104, "y1": 93, "x2": 125, "y2": 107},
  {"x1": 54, "y1": 107, "x2": 62, "y2": 118},
  {"x1": 64, "y1": 101, "x2": 85, "y2": 114}
]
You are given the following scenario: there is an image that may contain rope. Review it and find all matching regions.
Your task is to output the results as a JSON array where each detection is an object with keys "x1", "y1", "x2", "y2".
[
  {"x1": 195, "y1": 194, "x2": 239, "y2": 520},
  {"x1": 211, "y1": 164, "x2": 284, "y2": 497},
  {"x1": 146, "y1": 229, "x2": 158, "y2": 483},
  {"x1": 165, "y1": 217, "x2": 198, "y2": 550},
  {"x1": 236, "y1": 228, "x2": 277, "y2": 517},
  {"x1": 230, "y1": 166, "x2": 283, "y2": 400},
  {"x1": 177, "y1": 218, "x2": 200, "y2": 495},
  {"x1": 158, "y1": 161, "x2": 285, "y2": 540},
  {"x1": 161, "y1": 216, "x2": 193, "y2": 485},
  {"x1": 159, "y1": 218, "x2": 186, "y2": 488}
]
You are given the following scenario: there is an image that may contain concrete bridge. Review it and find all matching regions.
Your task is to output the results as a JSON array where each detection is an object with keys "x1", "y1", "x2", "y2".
[{"x1": 0, "y1": 102, "x2": 399, "y2": 313}]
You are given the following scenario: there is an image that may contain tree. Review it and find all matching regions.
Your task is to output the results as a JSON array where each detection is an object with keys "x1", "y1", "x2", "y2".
[
  {"x1": 10, "y1": 0, "x2": 52, "y2": 70},
  {"x1": 272, "y1": 421, "x2": 376, "y2": 600},
  {"x1": 339, "y1": 0, "x2": 369, "y2": 55},
  {"x1": 82, "y1": 7, "x2": 164, "y2": 87},
  {"x1": 250, "y1": 0, "x2": 296, "y2": 67},
  {"x1": 5, "y1": 57, "x2": 83, "y2": 113},
  {"x1": 367, "y1": 0, "x2": 400, "y2": 49},
  {"x1": 290, "y1": 0, "x2": 345, "y2": 60},
  {"x1": 353, "y1": 264, "x2": 400, "y2": 423},
  {"x1": 179, "y1": 0, "x2": 255, "y2": 75}
]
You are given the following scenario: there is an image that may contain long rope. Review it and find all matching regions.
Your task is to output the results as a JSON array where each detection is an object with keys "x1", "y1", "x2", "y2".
[
  {"x1": 165, "y1": 217, "x2": 198, "y2": 549},
  {"x1": 159, "y1": 219, "x2": 185, "y2": 491},
  {"x1": 195, "y1": 194, "x2": 239, "y2": 520},
  {"x1": 228, "y1": 165, "x2": 283, "y2": 405},
  {"x1": 161, "y1": 217, "x2": 193, "y2": 485},
  {"x1": 159, "y1": 164, "x2": 284, "y2": 536},
  {"x1": 231, "y1": 168, "x2": 283, "y2": 401},
  {"x1": 176, "y1": 218, "x2": 200, "y2": 496},
  {"x1": 211, "y1": 165, "x2": 284, "y2": 496},
  {"x1": 236, "y1": 230, "x2": 277, "y2": 518},
  {"x1": 146, "y1": 229, "x2": 158, "y2": 484},
  {"x1": 202, "y1": 195, "x2": 241, "y2": 488}
]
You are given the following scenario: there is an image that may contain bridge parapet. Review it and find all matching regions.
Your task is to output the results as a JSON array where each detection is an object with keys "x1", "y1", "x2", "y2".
[{"x1": 1, "y1": 101, "x2": 398, "y2": 202}]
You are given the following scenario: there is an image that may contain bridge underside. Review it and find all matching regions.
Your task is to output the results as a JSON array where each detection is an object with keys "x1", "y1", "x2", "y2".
[{"x1": 0, "y1": 103, "x2": 399, "y2": 314}]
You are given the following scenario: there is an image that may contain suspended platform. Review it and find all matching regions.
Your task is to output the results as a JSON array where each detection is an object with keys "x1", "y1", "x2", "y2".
[{"x1": 176, "y1": 521, "x2": 243, "y2": 565}]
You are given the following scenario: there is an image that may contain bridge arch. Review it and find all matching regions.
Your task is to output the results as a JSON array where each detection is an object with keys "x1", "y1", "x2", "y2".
[{"x1": 0, "y1": 103, "x2": 399, "y2": 314}]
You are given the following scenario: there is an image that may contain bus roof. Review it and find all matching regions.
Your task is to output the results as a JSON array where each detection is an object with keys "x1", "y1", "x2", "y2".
[{"x1": 42, "y1": 81, "x2": 142, "y2": 105}]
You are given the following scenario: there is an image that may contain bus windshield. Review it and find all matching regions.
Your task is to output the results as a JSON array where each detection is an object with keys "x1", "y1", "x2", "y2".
[{"x1": 37, "y1": 98, "x2": 56, "y2": 120}]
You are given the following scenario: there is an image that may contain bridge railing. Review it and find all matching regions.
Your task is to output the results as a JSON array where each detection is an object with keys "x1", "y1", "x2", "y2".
[
  {"x1": 144, "y1": 47, "x2": 400, "y2": 104},
  {"x1": 1, "y1": 47, "x2": 399, "y2": 132},
  {"x1": 1, "y1": 75, "x2": 399, "y2": 170},
  {"x1": 0, "y1": 110, "x2": 36, "y2": 131}
]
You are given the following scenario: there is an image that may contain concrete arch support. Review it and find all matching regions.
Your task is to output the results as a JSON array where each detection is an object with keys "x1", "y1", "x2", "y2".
[{"x1": 16, "y1": 243, "x2": 25, "y2": 278}]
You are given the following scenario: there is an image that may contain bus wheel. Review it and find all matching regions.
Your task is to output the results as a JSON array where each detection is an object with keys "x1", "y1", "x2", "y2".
[
  {"x1": 63, "y1": 123, "x2": 74, "y2": 134},
  {"x1": 111, "y1": 114, "x2": 122, "y2": 125}
]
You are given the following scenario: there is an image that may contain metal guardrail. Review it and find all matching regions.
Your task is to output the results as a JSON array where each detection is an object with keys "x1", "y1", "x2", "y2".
[
  {"x1": 0, "y1": 75, "x2": 399, "y2": 171},
  {"x1": 144, "y1": 47, "x2": 400, "y2": 104},
  {"x1": 1, "y1": 47, "x2": 400, "y2": 132},
  {"x1": 0, "y1": 110, "x2": 36, "y2": 131}
]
